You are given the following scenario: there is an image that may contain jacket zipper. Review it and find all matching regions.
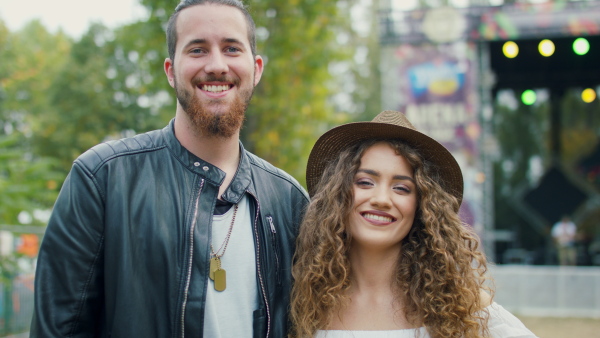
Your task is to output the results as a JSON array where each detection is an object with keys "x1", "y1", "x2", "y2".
[
  {"x1": 247, "y1": 190, "x2": 271, "y2": 338},
  {"x1": 266, "y1": 216, "x2": 281, "y2": 285},
  {"x1": 180, "y1": 178, "x2": 204, "y2": 338}
]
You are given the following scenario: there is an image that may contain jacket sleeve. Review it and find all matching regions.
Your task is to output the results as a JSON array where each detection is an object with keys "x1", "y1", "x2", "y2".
[{"x1": 30, "y1": 162, "x2": 106, "y2": 337}]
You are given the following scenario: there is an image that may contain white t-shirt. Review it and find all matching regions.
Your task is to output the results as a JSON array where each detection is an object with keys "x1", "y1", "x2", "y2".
[
  {"x1": 315, "y1": 302, "x2": 538, "y2": 338},
  {"x1": 203, "y1": 195, "x2": 258, "y2": 337}
]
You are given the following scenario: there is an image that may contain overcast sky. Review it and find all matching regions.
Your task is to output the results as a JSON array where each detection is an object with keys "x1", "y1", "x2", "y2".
[{"x1": 0, "y1": 0, "x2": 147, "y2": 38}]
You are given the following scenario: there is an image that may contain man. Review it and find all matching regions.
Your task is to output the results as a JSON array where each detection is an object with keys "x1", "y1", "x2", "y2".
[
  {"x1": 30, "y1": 1, "x2": 309, "y2": 337},
  {"x1": 551, "y1": 215, "x2": 577, "y2": 266}
]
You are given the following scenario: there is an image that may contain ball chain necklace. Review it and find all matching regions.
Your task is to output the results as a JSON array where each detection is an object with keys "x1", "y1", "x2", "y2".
[{"x1": 209, "y1": 204, "x2": 238, "y2": 291}]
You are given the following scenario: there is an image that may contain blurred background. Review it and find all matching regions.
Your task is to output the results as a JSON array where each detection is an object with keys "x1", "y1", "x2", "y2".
[{"x1": 1, "y1": 0, "x2": 599, "y2": 336}]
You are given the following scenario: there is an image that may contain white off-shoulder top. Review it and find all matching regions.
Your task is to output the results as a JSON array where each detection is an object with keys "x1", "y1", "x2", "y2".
[{"x1": 315, "y1": 302, "x2": 538, "y2": 338}]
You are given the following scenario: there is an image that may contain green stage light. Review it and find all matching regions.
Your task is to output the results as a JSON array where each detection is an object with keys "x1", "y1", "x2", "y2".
[
  {"x1": 539, "y1": 39, "x2": 555, "y2": 57},
  {"x1": 573, "y1": 38, "x2": 590, "y2": 56},
  {"x1": 502, "y1": 41, "x2": 519, "y2": 58},
  {"x1": 522, "y1": 90, "x2": 536, "y2": 105}
]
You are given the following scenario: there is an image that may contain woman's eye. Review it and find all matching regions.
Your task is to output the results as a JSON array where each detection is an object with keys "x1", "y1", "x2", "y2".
[
  {"x1": 355, "y1": 179, "x2": 373, "y2": 187},
  {"x1": 394, "y1": 185, "x2": 411, "y2": 193}
]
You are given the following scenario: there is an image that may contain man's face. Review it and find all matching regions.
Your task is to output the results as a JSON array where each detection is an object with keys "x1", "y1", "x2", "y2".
[{"x1": 164, "y1": 4, "x2": 263, "y2": 138}]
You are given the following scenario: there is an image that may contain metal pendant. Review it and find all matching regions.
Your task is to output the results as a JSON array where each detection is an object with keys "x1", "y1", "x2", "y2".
[
  {"x1": 214, "y1": 268, "x2": 226, "y2": 291},
  {"x1": 209, "y1": 257, "x2": 220, "y2": 280}
]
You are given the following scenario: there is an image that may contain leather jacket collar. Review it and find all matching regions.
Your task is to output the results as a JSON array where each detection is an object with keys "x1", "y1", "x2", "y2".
[{"x1": 161, "y1": 119, "x2": 251, "y2": 205}]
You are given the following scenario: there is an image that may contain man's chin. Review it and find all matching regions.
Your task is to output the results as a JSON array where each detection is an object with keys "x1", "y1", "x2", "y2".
[
  {"x1": 187, "y1": 109, "x2": 245, "y2": 139},
  {"x1": 177, "y1": 87, "x2": 251, "y2": 138}
]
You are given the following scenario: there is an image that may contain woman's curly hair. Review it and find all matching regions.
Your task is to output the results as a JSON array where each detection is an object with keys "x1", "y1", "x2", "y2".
[{"x1": 290, "y1": 139, "x2": 492, "y2": 338}]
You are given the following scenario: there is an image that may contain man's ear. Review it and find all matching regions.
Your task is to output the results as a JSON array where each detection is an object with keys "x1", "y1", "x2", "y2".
[
  {"x1": 253, "y1": 55, "x2": 264, "y2": 86},
  {"x1": 164, "y1": 58, "x2": 175, "y2": 88}
]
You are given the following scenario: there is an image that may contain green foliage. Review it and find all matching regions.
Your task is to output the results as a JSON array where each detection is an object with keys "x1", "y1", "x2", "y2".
[
  {"x1": 241, "y1": 0, "x2": 353, "y2": 181},
  {"x1": 0, "y1": 133, "x2": 61, "y2": 225},
  {"x1": 0, "y1": 19, "x2": 72, "y2": 176},
  {"x1": 1, "y1": 0, "x2": 381, "y2": 190},
  {"x1": 0, "y1": 20, "x2": 63, "y2": 225},
  {"x1": 1, "y1": 20, "x2": 71, "y2": 123},
  {"x1": 32, "y1": 23, "x2": 171, "y2": 172}
]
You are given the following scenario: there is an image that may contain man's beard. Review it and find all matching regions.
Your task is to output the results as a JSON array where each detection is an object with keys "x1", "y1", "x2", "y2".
[{"x1": 174, "y1": 74, "x2": 254, "y2": 138}]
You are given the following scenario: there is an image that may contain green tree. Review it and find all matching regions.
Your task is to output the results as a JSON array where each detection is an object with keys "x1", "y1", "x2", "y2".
[
  {"x1": 0, "y1": 22, "x2": 62, "y2": 308},
  {"x1": 32, "y1": 23, "x2": 171, "y2": 172},
  {"x1": 0, "y1": 20, "x2": 71, "y2": 138},
  {"x1": 0, "y1": 134, "x2": 61, "y2": 225},
  {"x1": 0, "y1": 20, "x2": 65, "y2": 221},
  {"x1": 242, "y1": 0, "x2": 353, "y2": 181}
]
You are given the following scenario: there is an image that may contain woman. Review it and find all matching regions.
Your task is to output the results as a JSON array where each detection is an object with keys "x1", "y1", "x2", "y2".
[{"x1": 291, "y1": 111, "x2": 537, "y2": 338}]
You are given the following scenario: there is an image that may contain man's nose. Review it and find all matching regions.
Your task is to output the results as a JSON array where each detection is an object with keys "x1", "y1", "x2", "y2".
[{"x1": 204, "y1": 52, "x2": 229, "y2": 75}]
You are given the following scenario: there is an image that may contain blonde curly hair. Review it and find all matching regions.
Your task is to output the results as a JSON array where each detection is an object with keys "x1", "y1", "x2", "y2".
[{"x1": 290, "y1": 139, "x2": 492, "y2": 337}]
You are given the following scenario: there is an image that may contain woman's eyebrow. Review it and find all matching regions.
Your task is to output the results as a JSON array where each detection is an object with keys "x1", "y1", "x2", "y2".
[
  {"x1": 394, "y1": 175, "x2": 415, "y2": 183},
  {"x1": 357, "y1": 168, "x2": 379, "y2": 176},
  {"x1": 357, "y1": 169, "x2": 415, "y2": 183}
]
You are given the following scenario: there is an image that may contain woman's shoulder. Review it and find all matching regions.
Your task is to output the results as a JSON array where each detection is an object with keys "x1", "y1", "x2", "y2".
[{"x1": 485, "y1": 302, "x2": 539, "y2": 338}]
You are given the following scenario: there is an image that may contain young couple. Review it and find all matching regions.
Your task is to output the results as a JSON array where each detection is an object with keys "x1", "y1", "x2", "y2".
[{"x1": 31, "y1": 1, "x2": 537, "y2": 337}]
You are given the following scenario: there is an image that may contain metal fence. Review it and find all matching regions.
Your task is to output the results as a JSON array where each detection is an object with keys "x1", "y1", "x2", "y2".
[
  {"x1": 0, "y1": 225, "x2": 43, "y2": 337},
  {"x1": 490, "y1": 265, "x2": 600, "y2": 318},
  {"x1": 0, "y1": 274, "x2": 34, "y2": 337}
]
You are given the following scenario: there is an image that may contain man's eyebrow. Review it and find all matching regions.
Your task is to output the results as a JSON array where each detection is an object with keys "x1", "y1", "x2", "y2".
[
  {"x1": 223, "y1": 38, "x2": 244, "y2": 45},
  {"x1": 357, "y1": 168, "x2": 415, "y2": 183},
  {"x1": 183, "y1": 39, "x2": 206, "y2": 49},
  {"x1": 183, "y1": 38, "x2": 245, "y2": 49}
]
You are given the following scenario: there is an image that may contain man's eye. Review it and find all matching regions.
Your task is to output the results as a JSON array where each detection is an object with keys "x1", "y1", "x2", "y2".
[{"x1": 225, "y1": 47, "x2": 240, "y2": 53}]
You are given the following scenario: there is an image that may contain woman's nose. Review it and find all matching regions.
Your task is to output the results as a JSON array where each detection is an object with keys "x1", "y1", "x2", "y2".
[{"x1": 369, "y1": 187, "x2": 392, "y2": 209}]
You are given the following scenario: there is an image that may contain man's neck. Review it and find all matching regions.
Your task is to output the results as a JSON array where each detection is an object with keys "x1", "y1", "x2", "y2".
[{"x1": 174, "y1": 110, "x2": 241, "y2": 198}]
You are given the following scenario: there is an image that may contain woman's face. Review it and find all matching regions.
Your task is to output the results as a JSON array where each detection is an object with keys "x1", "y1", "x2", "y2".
[{"x1": 348, "y1": 142, "x2": 418, "y2": 251}]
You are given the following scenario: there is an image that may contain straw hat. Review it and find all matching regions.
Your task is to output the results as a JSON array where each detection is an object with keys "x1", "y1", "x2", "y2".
[{"x1": 306, "y1": 110, "x2": 463, "y2": 206}]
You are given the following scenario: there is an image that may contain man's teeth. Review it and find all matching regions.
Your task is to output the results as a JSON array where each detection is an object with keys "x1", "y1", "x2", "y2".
[
  {"x1": 363, "y1": 213, "x2": 392, "y2": 222},
  {"x1": 202, "y1": 85, "x2": 229, "y2": 93}
]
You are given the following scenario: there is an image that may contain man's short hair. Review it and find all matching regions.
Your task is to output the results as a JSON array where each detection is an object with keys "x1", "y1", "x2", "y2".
[{"x1": 166, "y1": 0, "x2": 257, "y2": 61}]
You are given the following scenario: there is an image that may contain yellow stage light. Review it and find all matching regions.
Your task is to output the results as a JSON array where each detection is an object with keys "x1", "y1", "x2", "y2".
[
  {"x1": 582, "y1": 88, "x2": 597, "y2": 103},
  {"x1": 502, "y1": 41, "x2": 519, "y2": 58},
  {"x1": 538, "y1": 39, "x2": 555, "y2": 57}
]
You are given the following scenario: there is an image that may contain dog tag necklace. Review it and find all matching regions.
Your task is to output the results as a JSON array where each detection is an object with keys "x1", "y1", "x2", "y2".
[{"x1": 209, "y1": 204, "x2": 238, "y2": 292}]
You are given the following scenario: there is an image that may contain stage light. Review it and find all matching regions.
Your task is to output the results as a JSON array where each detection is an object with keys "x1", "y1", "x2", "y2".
[
  {"x1": 573, "y1": 38, "x2": 590, "y2": 56},
  {"x1": 522, "y1": 90, "x2": 536, "y2": 105},
  {"x1": 502, "y1": 41, "x2": 519, "y2": 58},
  {"x1": 582, "y1": 88, "x2": 596, "y2": 103},
  {"x1": 538, "y1": 39, "x2": 555, "y2": 57}
]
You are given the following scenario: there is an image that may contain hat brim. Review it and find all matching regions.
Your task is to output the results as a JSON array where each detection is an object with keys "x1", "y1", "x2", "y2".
[{"x1": 306, "y1": 121, "x2": 463, "y2": 206}]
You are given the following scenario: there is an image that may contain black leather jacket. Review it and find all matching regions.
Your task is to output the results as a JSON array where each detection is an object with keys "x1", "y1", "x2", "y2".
[{"x1": 31, "y1": 120, "x2": 309, "y2": 337}]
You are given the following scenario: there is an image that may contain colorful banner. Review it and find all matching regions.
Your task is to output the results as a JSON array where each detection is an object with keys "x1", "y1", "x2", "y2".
[
  {"x1": 380, "y1": 1, "x2": 600, "y2": 45},
  {"x1": 381, "y1": 41, "x2": 482, "y2": 229}
]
